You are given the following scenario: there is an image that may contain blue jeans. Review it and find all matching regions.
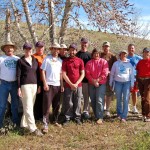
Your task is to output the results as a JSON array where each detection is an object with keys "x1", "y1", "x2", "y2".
[
  {"x1": 115, "y1": 81, "x2": 131, "y2": 119},
  {"x1": 89, "y1": 84, "x2": 106, "y2": 119},
  {"x1": 0, "y1": 79, "x2": 19, "y2": 128}
]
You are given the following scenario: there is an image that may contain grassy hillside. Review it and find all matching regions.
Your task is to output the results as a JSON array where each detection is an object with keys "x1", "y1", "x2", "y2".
[{"x1": 0, "y1": 21, "x2": 150, "y2": 55}]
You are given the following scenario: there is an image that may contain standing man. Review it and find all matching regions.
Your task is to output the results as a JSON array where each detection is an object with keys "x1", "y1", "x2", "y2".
[
  {"x1": 100, "y1": 41, "x2": 117, "y2": 117},
  {"x1": 33, "y1": 41, "x2": 46, "y2": 121},
  {"x1": 62, "y1": 43, "x2": 85, "y2": 125},
  {"x1": 41, "y1": 43, "x2": 63, "y2": 133},
  {"x1": 127, "y1": 44, "x2": 142, "y2": 114},
  {"x1": 136, "y1": 47, "x2": 150, "y2": 122},
  {"x1": 76, "y1": 38, "x2": 91, "y2": 120},
  {"x1": 0, "y1": 41, "x2": 20, "y2": 129}
]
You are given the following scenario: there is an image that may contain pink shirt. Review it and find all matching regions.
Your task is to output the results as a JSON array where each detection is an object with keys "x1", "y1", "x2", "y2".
[{"x1": 85, "y1": 58, "x2": 109, "y2": 85}]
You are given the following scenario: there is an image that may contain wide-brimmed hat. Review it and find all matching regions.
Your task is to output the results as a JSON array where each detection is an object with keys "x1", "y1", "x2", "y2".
[
  {"x1": 102, "y1": 41, "x2": 110, "y2": 47},
  {"x1": 1, "y1": 41, "x2": 17, "y2": 52},
  {"x1": 49, "y1": 43, "x2": 61, "y2": 49},
  {"x1": 60, "y1": 44, "x2": 67, "y2": 49}
]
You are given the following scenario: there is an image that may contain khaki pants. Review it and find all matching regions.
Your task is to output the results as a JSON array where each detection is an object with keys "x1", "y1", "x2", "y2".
[{"x1": 21, "y1": 84, "x2": 37, "y2": 132}]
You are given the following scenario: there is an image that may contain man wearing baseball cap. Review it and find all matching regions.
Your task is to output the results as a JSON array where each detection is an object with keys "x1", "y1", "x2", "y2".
[
  {"x1": 76, "y1": 38, "x2": 91, "y2": 120},
  {"x1": 0, "y1": 41, "x2": 20, "y2": 130},
  {"x1": 62, "y1": 43, "x2": 85, "y2": 125},
  {"x1": 33, "y1": 41, "x2": 46, "y2": 121},
  {"x1": 136, "y1": 47, "x2": 150, "y2": 122},
  {"x1": 101, "y1": 41, "x2": 117, "y2": 118}
]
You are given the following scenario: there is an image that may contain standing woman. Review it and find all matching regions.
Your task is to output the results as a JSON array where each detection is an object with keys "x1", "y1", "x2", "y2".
[
  {"x1": 16, "y1": 43, "x2": 43, "y2": 136},
  {"x1": 136, "y1": 48, "x2": 150, "y2": 122},
  {"x1": 109, "y1": 50, "x2": 134, "y2": 122},
  {"x1": 85, "y1": 48, "x2": 109, "y2": 124}
]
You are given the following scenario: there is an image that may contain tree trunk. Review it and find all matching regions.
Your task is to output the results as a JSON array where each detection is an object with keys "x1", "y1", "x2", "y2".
[
  {"x1": 10, "y1": 0, "x2": 27, "y2": 43},
  {"x1": 22, "y1": 0, "x2": 38, "y2": 44},
  {"x1": 5, "y1": 9, "x2": 11, "y2": 42},
  {"x1": 48, "y1": 0, "x2": 56, "y2": 44},
  {"x1": 59, "y1": 0, "x2": 72, "y2": 44}
]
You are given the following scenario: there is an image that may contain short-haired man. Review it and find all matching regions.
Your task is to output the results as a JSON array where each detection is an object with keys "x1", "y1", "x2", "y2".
[
  {"x1": 127, "y1": 44, "x2": 142, "y2": 114},
  {"x1": 33, "y1": 41, "x2": 46, "y2": 121},
  {"x1": 100, "y1": 41, "x2": 117, "y2": 117},
  {"x1": 0, "y1": 41, "x2": 20, "y2": 129},
  {"x1": 136, "y1": 48, "x2": 150, "y2": 122},
  {"x1": 41, "y1": 43, "x2": 63, "y2": 133},
  {"x1": 62, "y1": 43, "x2": 85, "y2": 125},
  {"x1": 76, "y1": 38, "x2": 91, "y2": 120}
]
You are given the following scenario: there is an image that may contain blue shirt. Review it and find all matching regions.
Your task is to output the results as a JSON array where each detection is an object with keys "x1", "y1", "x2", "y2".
[{"x1": 127, "y1": 54, "x2": 142, "y2": 78}]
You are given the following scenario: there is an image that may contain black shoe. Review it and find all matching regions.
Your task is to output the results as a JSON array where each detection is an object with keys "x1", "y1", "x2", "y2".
[
  {"x1": 75, "y1": 119, "x2": 82, "y2": 125},
  {"x1": 82, "y1": 112, "x2": 90, "y2": 120},
  {"x1": 63, "y1": 120, "x2": 70, "y2": 126}
]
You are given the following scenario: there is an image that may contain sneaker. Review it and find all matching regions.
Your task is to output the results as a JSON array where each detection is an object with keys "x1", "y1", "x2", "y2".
[
  {"x1": 31, "y1": 129, "x2": 43, "y2": 136},
  {"x1": 132, "y1": 107, "x2": 139, "y2": 114},
  {"x1": 42, "y1": 126, "x2": 48, "y2": 134},
  {"x1": 144, "y1": 118, "x2": 150, "y2": 122},
  {"x1": 54, "y1": 122, "x2": 62, "y2": 128},
  {"x1": 121, "y1": 119, "x2": 127, "y2": 123},
  {"x1": 128, "y1": 104, "x2": 131, "y2": 112},
  {"x1": 106, "y1": 111, "x2": 111, "y2": 117},
  {"x1": 96, "y1": 119, "x2": 103, "y2": 124},
  {"x1": 75, "y1": 119, "x2": 82, "y2": 125},
  {"x1": 63, "y1": 120, "x2": 70, "y2": 126}
]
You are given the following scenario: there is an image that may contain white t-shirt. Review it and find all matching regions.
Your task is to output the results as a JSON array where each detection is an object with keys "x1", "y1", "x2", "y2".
[
  {"x1": 0, "y1": 55, "x2": 20, "y2": 81},
  {"x1": 41, "y1": 55, "x2": 62, "y2": 86}
]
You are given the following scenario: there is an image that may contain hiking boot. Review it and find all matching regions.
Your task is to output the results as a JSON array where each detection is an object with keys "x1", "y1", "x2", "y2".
[
  {"x1": 132, "y1": 107, "x2": 139, "y2": 114},
  {"x1": 31, "y1": 129, "x2": 43, "y2": 137}
]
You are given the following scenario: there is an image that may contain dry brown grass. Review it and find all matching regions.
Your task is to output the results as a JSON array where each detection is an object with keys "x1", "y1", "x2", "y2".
[{"x1": 0, "y1": 98, "x2": 150, "y2": 150}]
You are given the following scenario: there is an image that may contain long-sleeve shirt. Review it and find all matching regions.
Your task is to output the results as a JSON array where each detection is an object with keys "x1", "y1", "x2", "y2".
[
  {"x1": 109, "y1": 59, "x2": 134, "y2": 87},
  {"x1": 16, "y1": 56, "x2": 40, "y2": 88},
  {"x1": 85, "y1": 58, "x2": 109, "y2": 85}
]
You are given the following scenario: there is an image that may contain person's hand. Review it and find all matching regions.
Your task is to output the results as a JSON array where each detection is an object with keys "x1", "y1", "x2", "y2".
[
  {"x1": 37, "y1": 86, "x2": 41, "y2": 94},
  {"x1": 61, "y1": 86, "x2": 64, "y2": 92},
  {"x1": 44, "y1": 84, "x2": 49, "y2": 91},
  {"x1": 18, "y1": 88, "x2": 23, "y2": 98}
]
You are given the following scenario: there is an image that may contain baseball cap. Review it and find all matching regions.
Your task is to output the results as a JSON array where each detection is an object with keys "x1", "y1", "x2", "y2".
[
  {"x1": 143, "y1": 47, "x2": 150, "y2": 52},
  {"x1": 69, "y1": 43, "x2": 77, "y2": 50},
  {"x1": 23, "y1": 43, "x2": 32, "y2": 49},
  {"x1": 81, "y1": 38, "x2": 88, "y2": 43},
  {"x1": 119, "y1": 50, "x2": 128, "y2": 55},
  {"x1": 35, "y1": 41, "x2": 45, "y2": 47},
  {"x1": 102, "y1": 41, "x2": 110, "y2": 46}
]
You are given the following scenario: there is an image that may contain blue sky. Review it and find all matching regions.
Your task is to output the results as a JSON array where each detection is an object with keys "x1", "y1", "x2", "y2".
[{"x1": 130, "y1": 0, "x2": 150, "y2": 22}]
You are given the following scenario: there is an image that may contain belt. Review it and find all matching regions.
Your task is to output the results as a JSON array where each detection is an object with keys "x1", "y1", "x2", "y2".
[{"x1": 138, "y1": 77, "x2": 150, "y2": 80}]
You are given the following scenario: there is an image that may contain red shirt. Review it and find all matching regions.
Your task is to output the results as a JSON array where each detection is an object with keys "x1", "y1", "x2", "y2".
[
  {"x1": 62, "y1": 56, "x2": 84, "y2": 88},
  {"x1": 136, "y1": 59, "x2": 150, "y2": 78}
]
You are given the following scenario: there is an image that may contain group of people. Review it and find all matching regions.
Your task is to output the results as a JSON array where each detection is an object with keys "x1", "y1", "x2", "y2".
[{"x1": 0, "y1": 38, "x2": 150, "y2": 137}]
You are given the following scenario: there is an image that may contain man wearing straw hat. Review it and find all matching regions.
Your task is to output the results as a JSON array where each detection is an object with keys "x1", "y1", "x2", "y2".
[
  {"x1": 41, "y1": 42, "x2": 63, "y2": 133},
  {"x1": 0, "y1": 41, "x2": 20, "y2": 129}
]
